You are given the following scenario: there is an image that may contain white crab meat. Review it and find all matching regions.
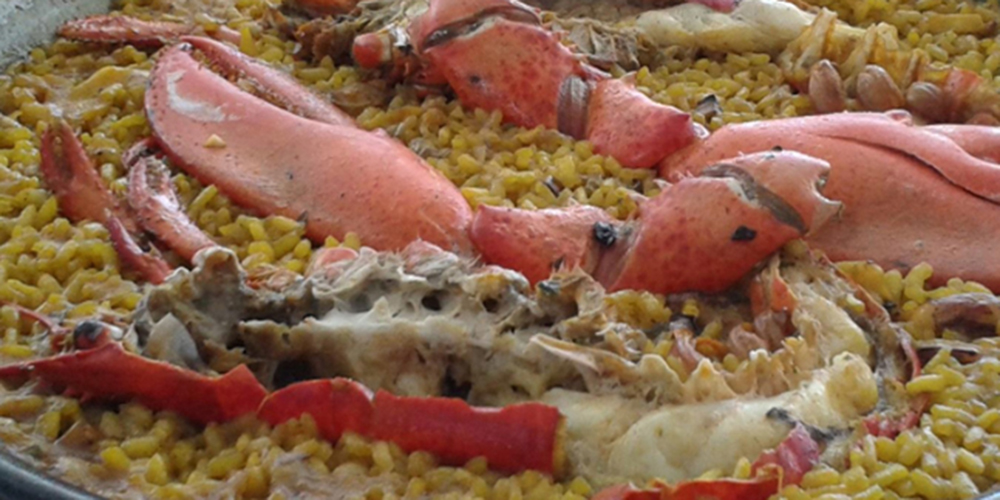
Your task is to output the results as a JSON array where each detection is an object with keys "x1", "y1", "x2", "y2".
[{"x1": 545, "y1": 352, "x2": 878, "y2": 485}]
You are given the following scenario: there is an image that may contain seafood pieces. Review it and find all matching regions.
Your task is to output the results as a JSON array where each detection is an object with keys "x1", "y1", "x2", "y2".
[
  {"x1": 0, "y1": 345, "x2": 564, "y2": 475},
  {"x1": 343, "y1": 0, "x2": 1000, "y2": 291},
  {"x1": 472, "y1": 151, "x2": 839, "y2": 293},
  {"x1": 0, "y1": 241, "x2": 918, "y2": 485},
  {"x1": 353, "y1": 0, "x2": 705, "y2": 168},
  {"x1": 664, "y1": 112, "x2": 1000, "y2": 290},
  {"x1": 41, "y1": 31, "x2": 834, "y2": 296},
  {"x1": 47, "y1": 0, "x2": 1000, "y2": 296}
]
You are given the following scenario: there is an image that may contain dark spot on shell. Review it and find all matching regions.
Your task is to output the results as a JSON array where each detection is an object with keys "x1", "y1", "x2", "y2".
[
  {"x1": 731, "y1": 225, "x2": 757, "y2": 242},
  {"x1": 593, "y1": 222, "x2": 617, "y2": 247},
  {"x1": 807, "y1": 426, "x2": 842, "y2": 443},
  {"x1": 772, "y1": 145, "x2": 783, "y2": 152},
  {"x1": 72, "y1": 321, "x2": 106, "y2": 348}
]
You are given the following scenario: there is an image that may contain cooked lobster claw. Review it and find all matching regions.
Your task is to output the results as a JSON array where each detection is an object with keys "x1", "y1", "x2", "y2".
[
  {"x1": 44, "y1": 34, "x2": 475, "y2": 264},
  {"x1": 472, "y1": 151, "x2": 839, "y2": 294},
  {"x1": 664, "y1": 112, "x2": 1000, "y2": 291},
  {"x1": 39, "y1": 123, "x2": 174, "y2": 284},
  {"x1": 146, "y1": 37, "x2": 475, "y2": 254},
  {"x1": 125, "y1": 142, "x2": 216, "y2": 264}
]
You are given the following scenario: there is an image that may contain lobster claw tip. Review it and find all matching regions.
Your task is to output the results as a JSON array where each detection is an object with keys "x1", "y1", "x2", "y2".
[
  {"x1": 600, "y1": 151, "x2": 837, "y2": 294},
  {"x1": 717, "y1": 150, "x2": 842, "y2": 236}
]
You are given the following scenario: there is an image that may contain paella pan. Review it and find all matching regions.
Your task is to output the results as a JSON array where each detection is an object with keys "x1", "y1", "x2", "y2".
[{"x1": 1, "y1": 0, "x2": 1000, "y2": 498}]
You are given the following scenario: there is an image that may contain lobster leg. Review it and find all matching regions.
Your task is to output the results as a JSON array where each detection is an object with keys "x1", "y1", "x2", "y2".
[
  {"x1": 372, "y1": 390, "x2": 563, "y2": 475},
  {"x1": 471, "y1": 151, "x2": 838, "y2": 295},
  {"x1": 258, "y1": 378, "x2": 564, "y2": 475},
  {"x1": 104, "y1": 215, "x2": 174, "y2": 284},
  {"x1": 3, "y1": 309, "x2": 562, "y2": 476},
  {"x1": 39, "y1": 121, "x2": 139, "y2": 236},
  {"x1": 0, "y1": 342, "x2": 267, "y2": 425},
  {"x1": 125, "y1": 142, "x2": 216, "y2": 263},
  {"x1": 59, "y1": 15, "x2": 241, "y2": 48},
  {"x1": 39, "y1": 121, "x2": 175, "y2": 283},
  {"x1": 257, "y1": 379, "x2": 374, "y2": 442}
]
